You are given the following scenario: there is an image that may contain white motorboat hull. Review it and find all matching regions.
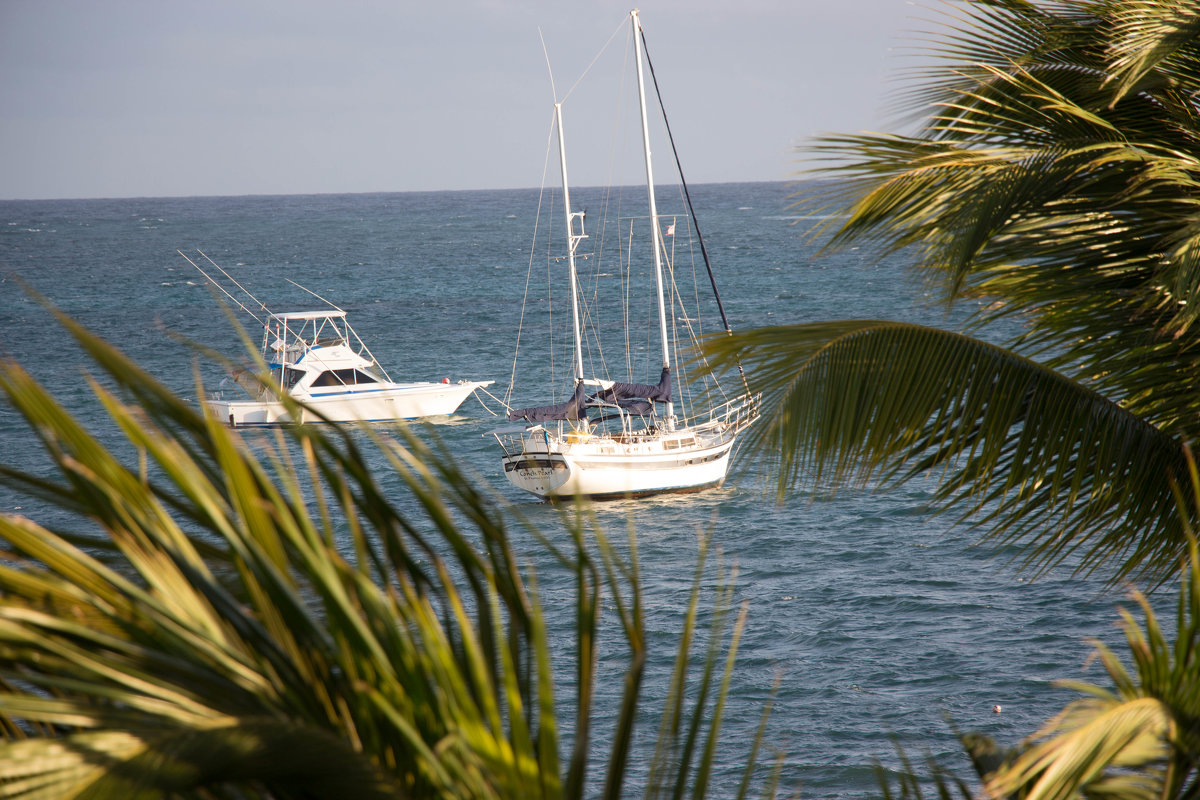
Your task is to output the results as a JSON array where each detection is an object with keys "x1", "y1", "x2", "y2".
[
  {"x1": 499, "y1": 429, "x2": 735, "y2": 500},
  {"x1": 209, "y1": 381, "x2": 490, "y2": 427}
]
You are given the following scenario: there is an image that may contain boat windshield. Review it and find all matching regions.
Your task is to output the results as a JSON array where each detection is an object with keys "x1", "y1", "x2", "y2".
[
  {"x1": 275, "y1": 366, "x2": 305, "y2": 390},
  {"x1": 311, "y1": 369, "x2": 380, "y2": 387}
]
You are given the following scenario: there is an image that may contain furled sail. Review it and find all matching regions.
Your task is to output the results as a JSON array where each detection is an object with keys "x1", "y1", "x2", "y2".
[
  {"x1": 590, "y1": 367, "x2": 671, "y2": 407},
  {"x1": 508, "y1": 368, "x2": 671, "y2": 423},
  {"x1": 508, "y1": 382, "x2": 589, "y2": 422},
  {"x1": 589, "y1": 366, "x2": 671, "y2": 418}
]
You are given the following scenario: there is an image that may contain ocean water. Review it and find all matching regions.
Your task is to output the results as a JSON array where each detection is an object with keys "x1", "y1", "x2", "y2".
[{"x1": 0, "y1": 183, "x2": 1155, "y2": 796}]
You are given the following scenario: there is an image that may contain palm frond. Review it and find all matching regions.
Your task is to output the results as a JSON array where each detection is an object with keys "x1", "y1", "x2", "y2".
[
  {"x1": 989, "y1": 696, "x2": 1171, "y2": 800},
  {"x1": 986, "y1": 539, "x2": 1200, "y2": 798},
  {"x1": 702, "y1": 321, "x2": 1190, "y2": 585},
  {"x1": 0, "y1": 721, "x2": 402, "y2": 800},
  {"x1": 0, "y1": 313, "x2": 767, "y2": 798},
  {"x1": 785, "y1": 0, "x2": 1200, "y2": 591},
  {"x1": 1106, "y1": 0, "x2": 1200, "y2": 102},
  {"x1": 796, "y1": 0, "x2": 1200, "y2": 446}
]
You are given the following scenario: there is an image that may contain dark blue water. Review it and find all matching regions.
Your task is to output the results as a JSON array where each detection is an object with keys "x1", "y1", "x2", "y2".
[{"x1": 0, "y1": 184, "x2": 1149, "y2": 796}]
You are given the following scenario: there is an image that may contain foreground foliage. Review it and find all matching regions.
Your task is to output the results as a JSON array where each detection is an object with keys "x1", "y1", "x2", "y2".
[
  {"x1": 0, "y1": 306, "x2": 1196, "y2": 798},
  {"x1": 704, "y1": 0, "x2": 1200, "y2": 589},
  {"x1": 0, "y1": 312, "x2": 764, "y2": 799}
]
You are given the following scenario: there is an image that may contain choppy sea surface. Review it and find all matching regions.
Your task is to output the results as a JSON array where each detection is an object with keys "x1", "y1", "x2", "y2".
[{"x1": 0, "y1": 183, "x2": 1160, "y2": 797}]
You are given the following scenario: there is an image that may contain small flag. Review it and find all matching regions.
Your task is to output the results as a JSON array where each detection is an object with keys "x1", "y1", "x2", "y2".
[{"x1": 665, "y1": 223, "x2": 675, "y2": 236}]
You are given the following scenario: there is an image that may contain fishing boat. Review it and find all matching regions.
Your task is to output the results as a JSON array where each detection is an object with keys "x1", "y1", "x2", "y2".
[
  {"x1": 181, "y1": 250, "x2": 493, "y2": 427},
  {"x1": 491, "y1": 10, "x2": 759, "y2": 500}
]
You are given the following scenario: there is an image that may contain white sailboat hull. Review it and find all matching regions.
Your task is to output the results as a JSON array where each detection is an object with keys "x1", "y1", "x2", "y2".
[
  {"x1": 209, "y1": 380, "x2": 491, "y2": 427},
  {"x1": 498, "y1": 427, "x2": 736, "y2": 500}
]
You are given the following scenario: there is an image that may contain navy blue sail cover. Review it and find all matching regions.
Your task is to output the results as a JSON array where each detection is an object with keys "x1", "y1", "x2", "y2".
[
  {"x1": 508, "y1": 368, "x2": 671, "y2": 423},
  {"x1": 508, "y1": 382, "x2": 589, "y2": 422},
  {"x1": 591, "y1": 367, "x2": 671, "y2": 407}
]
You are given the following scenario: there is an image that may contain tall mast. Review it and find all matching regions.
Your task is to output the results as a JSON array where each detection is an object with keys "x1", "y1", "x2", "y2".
[
  {"x1": 631, "y1": 8, "x2": 675, "y2": 424},
  {"x1": 555, "y1": 102, "x2": 587, "y2": 384}
]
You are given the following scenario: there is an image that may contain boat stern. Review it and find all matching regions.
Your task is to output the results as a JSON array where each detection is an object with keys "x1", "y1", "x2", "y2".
[
  {"x1": 206, "y1": 397, "x2": 292, "y2": 428},
  {"x1": 492, "y1": 427, "x2": 574, "y2": 498}
]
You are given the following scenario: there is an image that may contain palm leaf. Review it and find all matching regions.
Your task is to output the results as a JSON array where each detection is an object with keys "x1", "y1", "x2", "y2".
[
  {"x1": 796, "y1": 0, "x2": 1200, "y2": 450},
  {"x1": 702, "y1": 321, "x2": 1190, "y2": 585},
  {"x1": 988, "y1": 696, "x2": 1171, "y2": 800},
  {"x1": 0, "y1": 721, "x2": 402, "y2": 800},
  {"x1": 0, "y1": 306, "x2": 766, "y2": 798},
  {"x1": 782, "y1": 0, "x2": 1200, "y2": 591},
  {"x1": 1106, "y1": 0, "x2": 1200, "y2": 102}
]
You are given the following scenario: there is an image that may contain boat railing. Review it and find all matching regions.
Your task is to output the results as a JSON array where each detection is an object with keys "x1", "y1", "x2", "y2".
[
  {"x1": 684, "y1": 392, "x2": 761, "y2": 434},
  {"x1": 585, "y1": 397, "x2": 660, "y2": 437},
  {"x1": 492, "y1": 392, "x2": 758, "y2": 456},
  {"x1": 491, "y1": 424, "x2": 555, "y2": 458}
]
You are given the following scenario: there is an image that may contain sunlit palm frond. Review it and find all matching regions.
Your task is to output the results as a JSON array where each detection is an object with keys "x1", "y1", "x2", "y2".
[
  {"x1": 986, "y1": 541, "x2": 1200, "y2": 799},
  {"x1": 0, "y1": 314, "x2": 764, "y2": 798},
  {"x1": 988, "y1": 696, "x2": 1172, "y2": 800},
  {"x1": 1106, "y1": 0, "x2": 1200, "y2": 102},
  {"x1": 897, "y1": 0, "x2": 1102, "y2": 121}
]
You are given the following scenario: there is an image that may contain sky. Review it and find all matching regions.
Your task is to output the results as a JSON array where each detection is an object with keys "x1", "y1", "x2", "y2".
[{"x1": 0, "y1": 0, "x2": 933, "y2": 201}]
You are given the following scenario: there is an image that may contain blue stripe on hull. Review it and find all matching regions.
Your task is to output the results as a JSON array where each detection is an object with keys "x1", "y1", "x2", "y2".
[{"x1": 227, "y1": 416, "x2": 430, "y2": 428}]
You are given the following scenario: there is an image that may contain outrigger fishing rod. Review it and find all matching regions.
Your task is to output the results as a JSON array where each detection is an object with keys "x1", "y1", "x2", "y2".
[{"x1": 177, "y1": 249, "x2": 273, "y2": 327}]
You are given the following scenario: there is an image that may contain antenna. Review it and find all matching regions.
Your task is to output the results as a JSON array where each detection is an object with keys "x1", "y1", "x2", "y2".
[{"x1": 539, "y1": 27, "x2": 558, "y2": 103}]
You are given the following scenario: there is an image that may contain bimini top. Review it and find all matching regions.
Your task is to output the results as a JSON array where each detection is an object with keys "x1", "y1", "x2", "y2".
[{"x1": 270, "y1": 310, "x2": 348, "y2": 322}]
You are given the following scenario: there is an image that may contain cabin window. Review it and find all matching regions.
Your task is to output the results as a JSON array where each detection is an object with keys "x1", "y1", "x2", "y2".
[
  {"x1": 312, "y1": 371, "x2": 343, "y2": 387},
  {"x1": 311, "y1": 369, "x2": 379, "y2": 387}
]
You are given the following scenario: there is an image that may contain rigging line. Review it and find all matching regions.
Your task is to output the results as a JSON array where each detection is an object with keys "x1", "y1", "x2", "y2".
[
  {"x1": 197, "y1": 249, "x2": 271, "y2": 318},
  {"x1": 555, "y1": 15, "x2": 628, "y2": 104},
  {"x1": 671, "y1": 209, "x2": 731, "y2": 405},
  {"x1": 507, "y1": 106, "x2": 559, "y2": 411},
  {"x1": 470, "y1": 383, "x2": 506, "y2": 417},
  {"x1": 180, "y1": 250, "x2": 269, "y2": 327},
  {"x1": 624, "y1": 219, "x2": 634, "y2": 380},
  {"x1": 284, "y1": 278, "x2": 344, "y2": 312},
  {"x1": 636, "y1": 28, "x2": 727, "y2": 334},
  {"x1": 637, "y1": 26, "x2": 753, "y2": 395}
]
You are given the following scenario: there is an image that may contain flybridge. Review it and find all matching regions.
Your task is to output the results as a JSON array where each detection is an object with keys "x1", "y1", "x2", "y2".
[{"x1": 259, "y1": 308, "x2": 390, "y2": 382}]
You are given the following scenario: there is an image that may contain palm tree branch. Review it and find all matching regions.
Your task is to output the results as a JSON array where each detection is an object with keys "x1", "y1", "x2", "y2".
[{"x1": 702, "y1": 320, "x2": 1191, "y2": 585}]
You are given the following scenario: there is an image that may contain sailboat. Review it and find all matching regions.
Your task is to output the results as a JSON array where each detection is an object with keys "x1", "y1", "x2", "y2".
[{"x1": 491, "y1": 10, "x2": 759, "y2": 500}]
